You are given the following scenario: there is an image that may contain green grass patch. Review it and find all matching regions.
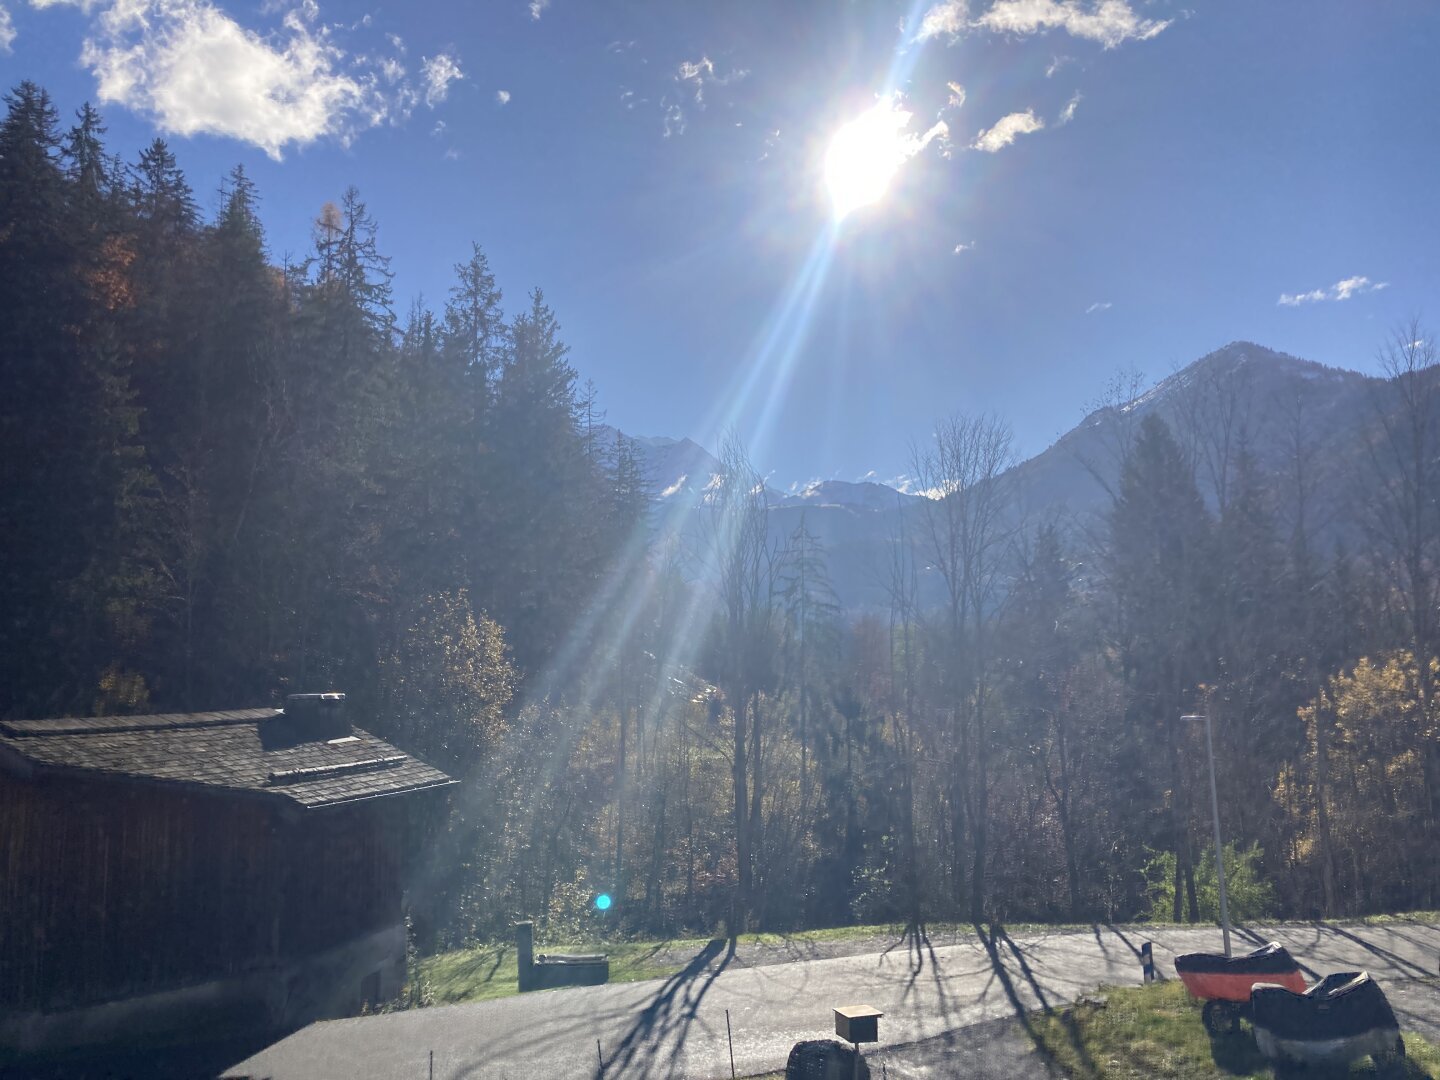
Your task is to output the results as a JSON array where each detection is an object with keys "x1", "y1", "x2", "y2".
[
  {"x1": 1028, "y1": 980, "x2": 1440, "y2": 1079},
  {"x1": 416, "y1": 938, "x2": 704, "y2": 1004},
  {"x1": 1350, "y1": 911, "x2": 1440, "y2": 927}
]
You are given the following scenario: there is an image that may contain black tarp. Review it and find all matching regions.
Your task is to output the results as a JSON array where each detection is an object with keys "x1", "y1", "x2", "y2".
[
  {"x1": 1173, "y1": 941, "x2": 1299, "y2": 976},
  {"x1": 1252, "y1": 972, "x2": 1399, "y2": 1042}
]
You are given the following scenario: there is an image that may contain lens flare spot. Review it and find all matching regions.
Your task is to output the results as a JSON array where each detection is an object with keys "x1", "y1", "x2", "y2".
[{"x1": 594, "y1": 893, "x2": 612, "y2": 911}]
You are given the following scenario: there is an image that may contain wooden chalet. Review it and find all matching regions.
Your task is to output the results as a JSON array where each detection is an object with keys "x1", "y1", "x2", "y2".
[{"x1": 0, "y1": 692, "x2": 454, "y2": 1062}]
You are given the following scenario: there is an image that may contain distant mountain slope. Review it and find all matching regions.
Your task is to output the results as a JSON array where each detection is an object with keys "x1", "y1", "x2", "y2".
[
  {"x1": 1008, "y1": 341, "x2": 1375, "y2": 523},
  {"x1": 605, "y1": 342, "x2": 1387, "y2": 612}
]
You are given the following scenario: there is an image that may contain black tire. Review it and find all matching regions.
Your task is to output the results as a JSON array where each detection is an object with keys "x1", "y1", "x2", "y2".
[{"x1": 1201, "y1": 999, "x2": 1242, "y2": 1036}]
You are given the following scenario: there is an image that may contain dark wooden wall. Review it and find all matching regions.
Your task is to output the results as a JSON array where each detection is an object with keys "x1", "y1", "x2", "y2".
[{"x1": 0, "y1": 776, "x2": 405, "y2": 1012}]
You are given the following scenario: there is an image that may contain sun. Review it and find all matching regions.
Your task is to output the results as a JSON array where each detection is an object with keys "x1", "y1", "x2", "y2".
[{"x1": 824, "y1": 97, "x2": 917, "y2": 220}]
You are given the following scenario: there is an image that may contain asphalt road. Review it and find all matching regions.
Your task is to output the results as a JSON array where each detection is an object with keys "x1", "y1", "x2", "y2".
[{"x1": 223, "y1": 921, "x2": 1440, "y2": 1080}]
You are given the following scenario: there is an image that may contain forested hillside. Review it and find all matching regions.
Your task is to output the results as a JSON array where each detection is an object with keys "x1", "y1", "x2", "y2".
[{"x1": 3, "y1": 82, "x2": 1438, "y2": 954}]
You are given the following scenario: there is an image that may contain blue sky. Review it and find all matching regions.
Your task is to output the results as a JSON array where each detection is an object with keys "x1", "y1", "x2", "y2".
[{"x1": 5, "y1": 0, "x2": 1437, "y2": 488}]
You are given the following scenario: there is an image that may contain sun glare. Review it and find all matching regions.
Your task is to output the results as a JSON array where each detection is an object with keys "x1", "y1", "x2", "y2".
[{"x1": 824, "y1": 97, "x2": 917, "y2": 220}]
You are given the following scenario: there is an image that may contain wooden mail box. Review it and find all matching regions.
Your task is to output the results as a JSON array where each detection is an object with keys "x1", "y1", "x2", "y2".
[{"x1": 834, "y1": 1004, "x2": 883, "y2": 1044}]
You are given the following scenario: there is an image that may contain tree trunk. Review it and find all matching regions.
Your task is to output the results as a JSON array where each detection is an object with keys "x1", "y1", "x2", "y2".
[{"x1": 731, "y1": 693, "x2": 749, "y2": 934}]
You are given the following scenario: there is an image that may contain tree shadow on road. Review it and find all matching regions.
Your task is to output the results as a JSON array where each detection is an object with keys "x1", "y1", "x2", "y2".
[
  {"x1": 972, "y1": 921, "x2": 1099, "y2": 1078},
  {"x1": 593, "y1": 936, "x2": 735, "y2": 1079},
  {"x1": 882, "y1": 919, "x2": 932, "y2": 979},
  {"x1": 1314, "y1": 922, "x2": 1435, "y2": 980}
]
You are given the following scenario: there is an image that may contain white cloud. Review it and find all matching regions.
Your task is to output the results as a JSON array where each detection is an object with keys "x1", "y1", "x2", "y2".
[
  {"x1": 1045, "y1": 54, "x2": 1072, "y2": 77},
  {"x1": 0, "y1": 5, "x2": 14, "y2": 52},
  {"x1": 1057, "y1": 91, "x2": 1080, "y2": 124},
  {"x1": 1278, "y1": 275, "x2": 1389, "y2": 306},
  {"x1": 379, "y1": 56, "x2": 404, "y2": 84},
  {"x1": 421, "y1": 52, "x2": 461, "y2": 107},
  {"x1": 71, "y1": 0, "x2": 389, "y2": 160},
  {"x1": 946, "y1": 80, "x2": 966, "y2": 109},
  {"x1": 677, "y1": 56, "x2": 713, "y2": 83},
  {"x1": 495, "y1": 88, "x2": 511, "y2": 105},
  {"x1": 1085, "y1": 301, "x2": 1112, "y2": 314},
  {"x1": 675, "y1": 54, "x2": 747, "y2": 107},
  {"x1": 662, "y1": 102, "x2": 684, "y2": 138},
  {"x1": 1334, "y1": 275, "x2": 1386, "y2": 300},
  {"x1": 953, "y1": 240, "x2": 975, "y2": 254},
  {"x1": 971, "y1": 108, "x2": 1043, "y2": 152},
  {"x1": 528, "y1": 0, "x2": 548, "y2": 19},
  {"x1": 916, "y1": 0, "x2": 968, "y2": 41},
  {"x1": 975, "y1": 0, "x2": 1171, "y2": 48}
]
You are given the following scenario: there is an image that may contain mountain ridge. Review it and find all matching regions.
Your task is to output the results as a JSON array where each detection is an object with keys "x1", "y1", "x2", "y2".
[{"x1": 605, "y1": 341, "x2": 1383, "y2": 609}]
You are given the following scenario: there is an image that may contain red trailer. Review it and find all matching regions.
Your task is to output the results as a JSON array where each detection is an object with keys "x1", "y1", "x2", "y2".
[{"x1": 1173, "y1": 942, "x2": 1307, "y2": 1034}]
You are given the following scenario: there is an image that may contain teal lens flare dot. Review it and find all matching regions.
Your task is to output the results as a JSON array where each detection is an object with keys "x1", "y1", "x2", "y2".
[{"x1": 595, "y1": 893, "x2": 612, "y2": 911}]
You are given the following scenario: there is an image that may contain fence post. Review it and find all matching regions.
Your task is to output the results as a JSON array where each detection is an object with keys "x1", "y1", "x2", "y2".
[{"x1": 1141, "y1": 941, "x2": 1155, "y2": 983}]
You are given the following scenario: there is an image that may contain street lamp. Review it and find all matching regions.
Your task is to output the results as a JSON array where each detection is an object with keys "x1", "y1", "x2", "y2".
[{"x1": 1181, "y1": 712, "x2": 1231, "y2": 957}]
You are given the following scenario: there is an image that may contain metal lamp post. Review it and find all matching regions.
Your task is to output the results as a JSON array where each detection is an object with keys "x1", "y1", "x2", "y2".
[{"x1": 1181, "y1": 712, "x2": 1231, "y2": 957}]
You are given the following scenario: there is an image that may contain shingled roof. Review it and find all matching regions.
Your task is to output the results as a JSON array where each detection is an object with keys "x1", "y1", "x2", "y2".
[{"x1": 0, "y1": 706, "x2": 455, "y2": 809}]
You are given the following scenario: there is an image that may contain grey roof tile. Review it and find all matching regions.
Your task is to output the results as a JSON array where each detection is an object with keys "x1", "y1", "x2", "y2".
[{"x1": 0, "y1": 708, "x2": 454, "y2": 808}]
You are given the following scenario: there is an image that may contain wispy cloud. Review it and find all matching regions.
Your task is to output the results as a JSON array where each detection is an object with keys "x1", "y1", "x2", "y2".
[
  {"x1": 971, "y1": 108, "x2": 1043, "y2": 152},
  {"x1": 663, "y1": 54, "x2": 748, "y2": 138},
  {"x1": 421, "y1": 52, "x2": 462, "y2": 107},
  {"x1": 379, "y1": 56, "x2": 404, "y2": 84},
  {"x1": 946, "y1": 80, "x2": 967, "y2": 109},
  {"x1": 662, "y1": 102, "x2": 685, "y2": 138},
  {"x1": 976, "y1": 0, "x2": 1170, "y2": 48},
  {"x1": 1057, "y1": 91, "x2": 1080, "y2": 125},
  {"x1": 1045, "y1": 54, "x2": 1072, "y2": 77},
  {"x1": 528, "y1": 0, "x2": 548, "y2": 20},
  {"x1": 759, "y1": 127, "x2": 780, "y2": 160},
  {"x1": 1278, "y1": 275, "x2": 1389, "y2": 306},
  {"x1": 917, "y1": 0, "x2": 1166, "y2": 47},
  {"x1": 1085, "y1": 300, "x2": 1112, "y2": 314},
  {"x1": 54, "y1": 0, "x2": 396, "y2": 160},
  {"x1": 0, "y1": 5, "x2": 15, "y2": 52},
  {"x1": 954, "y1": 240, "x2": 975, "y2": 254},
  {"x1": 675, "y1": 54, "x2": 747, "y2": 107},
  {"x1": 916, "y1": 0, "x2": 968, "y2": 41}
]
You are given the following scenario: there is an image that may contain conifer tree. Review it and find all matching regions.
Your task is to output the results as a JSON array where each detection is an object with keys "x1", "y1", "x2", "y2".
[{"x1": 1107, "y1": 413, "x2": 1214, "y2": 920}]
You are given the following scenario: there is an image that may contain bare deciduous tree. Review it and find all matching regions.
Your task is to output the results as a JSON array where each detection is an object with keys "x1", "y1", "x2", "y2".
[{"x1": 911, "y1": 413, "x2": 1016, "y2": 920}]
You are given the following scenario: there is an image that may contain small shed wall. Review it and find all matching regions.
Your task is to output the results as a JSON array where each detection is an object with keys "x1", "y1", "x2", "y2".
[{"x1": 0, "y1": 774, "x2": 404, "y2": 1013}]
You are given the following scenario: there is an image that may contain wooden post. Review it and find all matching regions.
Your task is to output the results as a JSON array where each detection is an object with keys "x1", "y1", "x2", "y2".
[
  {"x1": 1141, "y1": 941, "x2": 1155, "y2": 983},
  {"x1": 516, "y1": 921, "x2": 534, "y2": 992}
]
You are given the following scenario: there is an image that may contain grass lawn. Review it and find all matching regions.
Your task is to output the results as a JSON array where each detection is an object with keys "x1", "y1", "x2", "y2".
[{"x1": 1028, "y1": 980, "x2": 1440, "y2": 1078}]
